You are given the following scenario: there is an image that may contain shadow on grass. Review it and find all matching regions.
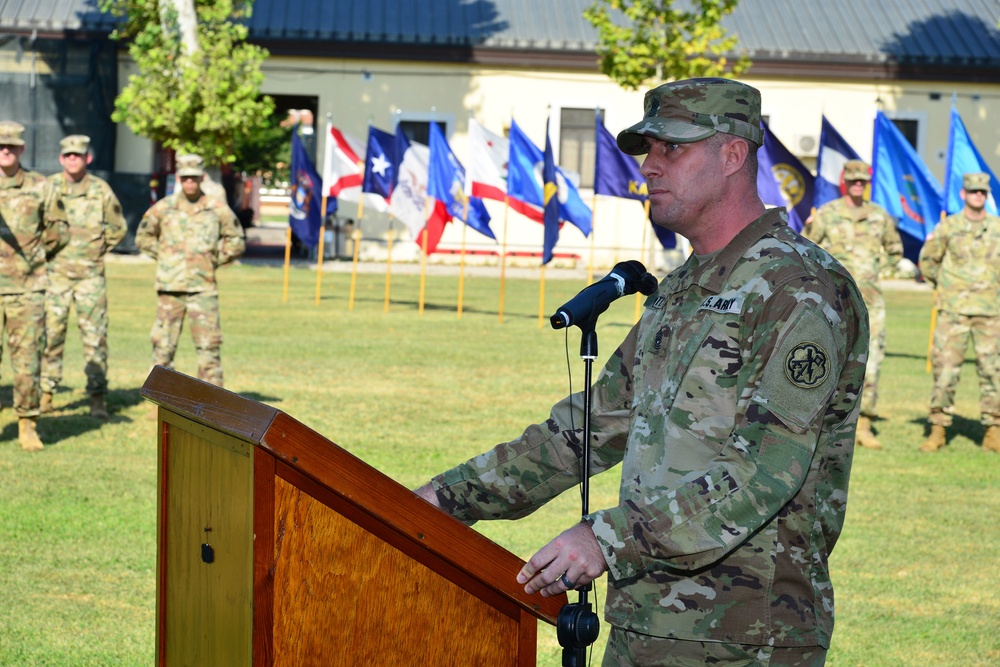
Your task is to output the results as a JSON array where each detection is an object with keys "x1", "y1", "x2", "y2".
[
  {"x1": 0, "y1": 387, "x2": 147, "y2": 447},
  {"x1": 238, "y1": 391, "x2": 282, "y2": 405},
  {"x1": 909, "y1": 414, "x2": 985, "y2": 447}
]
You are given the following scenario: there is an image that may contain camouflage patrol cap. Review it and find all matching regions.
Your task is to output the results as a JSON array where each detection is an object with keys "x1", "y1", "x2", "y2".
[
  {"x1": 60, "y1": 134, "x2": 91, "y2": 155},
  {"x1": 842, "y1": 160, "x2": 871, "y2": 182},
  {"x1": 0, "y1": 121, "x2": 26, "y2": 146},
  {"x1": 963, "y1": 172, "x2": 991, "y2": 192},
  {"x1": 617, "y1": 77, "x2": 763, "y2": 155},
  {"x1": 176, "y1": 153, "x2": 205, "y2": 177}
]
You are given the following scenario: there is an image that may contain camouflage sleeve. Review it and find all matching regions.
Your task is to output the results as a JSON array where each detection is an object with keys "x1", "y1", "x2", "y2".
[
  {"x1": 882, "y1": 214, "x2": 904, "y2": 264},
  {"x1": 587, "y1": 277, "x2": 849, "y2": 577},
  {"x1": 918, "y1": 222, "x2": 947, "y2": 287},
  {"x1": 215, "y1": 205, "x2": 246, "y2": 267},
  {"x1": 429, "y1": 326, "x2": 637, "y2": 523},
  {"x1": 102, "y1": 185, "x2": 128, "y2": 251},
  {"x1": 42, "y1": 182, "x2": 70, "y2": 259},
  {"x1": 801, "y1": 208, "x2": 825, "y2": 244},
  {"x1": 135, "y1": 204, "x2": 163, "y2": 259}
]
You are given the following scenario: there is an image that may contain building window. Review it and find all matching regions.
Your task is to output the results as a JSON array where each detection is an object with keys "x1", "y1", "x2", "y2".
[
  {"x1": 890, "y1": 118, "x2": 919, "y2": 150},
  {"x1": 560, "y1": 108, "x2": 603, "y2": 189},
  {"x1": 396, "y1": 112, "x2": 454, "y2": 146}
]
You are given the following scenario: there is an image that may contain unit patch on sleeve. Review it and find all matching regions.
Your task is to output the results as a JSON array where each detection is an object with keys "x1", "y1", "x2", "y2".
[{"x1": 784, "y1": 342, "x2": 830, "y2": 388}]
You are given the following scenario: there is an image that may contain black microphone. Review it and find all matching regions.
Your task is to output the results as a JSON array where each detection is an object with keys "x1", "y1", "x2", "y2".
[{"x1": 550, "y1": 260, "x2": 658, "y2": 329}]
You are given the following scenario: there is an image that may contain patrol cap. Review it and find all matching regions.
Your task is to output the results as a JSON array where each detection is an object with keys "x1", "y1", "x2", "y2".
[
  {"x1": 963, "y1": 172, "x2": 990, "y2": 192},
  {"x1": 842, "y1": 160, "x2": 871, "y2": 182},
  {"x1": 176, "y1": 153, "x2": 205, "y2": 177},
  {"x1": 60, "y1": 134, "x2": 91, "y2": 155},
  {"x1": 0, "y1": 121, "x2": 26, "y2": 146},
  {"x1": 617, "y1": 77, "x2": 763, "y2": 155}
]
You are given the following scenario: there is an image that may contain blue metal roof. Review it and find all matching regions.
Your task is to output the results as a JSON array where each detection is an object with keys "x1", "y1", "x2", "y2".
[{"x1": 3, "y1": 0, "x2": 999, "y2": 70}]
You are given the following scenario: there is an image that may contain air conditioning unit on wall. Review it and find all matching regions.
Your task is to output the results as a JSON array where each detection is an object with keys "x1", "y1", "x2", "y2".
[{"x1": 793, "y1": 133, "x2": 819, "y2": 157}]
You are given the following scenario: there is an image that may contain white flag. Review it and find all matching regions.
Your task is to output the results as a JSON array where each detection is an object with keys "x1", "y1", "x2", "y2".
[{"x1": 466, "y1": 118, "x2": 508, "y2": 202}]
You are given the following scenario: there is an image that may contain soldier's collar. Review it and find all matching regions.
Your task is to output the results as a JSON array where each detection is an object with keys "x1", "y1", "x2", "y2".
[{"x1": 683, "y1": 208, "x2": 787, "y2": 294}]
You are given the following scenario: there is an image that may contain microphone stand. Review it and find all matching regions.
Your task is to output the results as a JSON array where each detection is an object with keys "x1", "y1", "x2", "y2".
[{"x1": 556, "y1": 316, "x2": 601, "y2": 667}]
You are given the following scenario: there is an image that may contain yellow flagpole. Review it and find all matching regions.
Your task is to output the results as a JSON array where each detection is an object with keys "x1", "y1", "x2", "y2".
[
  {"x1": 538, "y1": 263, "x2": 546, "y2": 328},
  {"x1": 384, "y1": 218, "x2": 394, "y2": 312},
  {"x1": 348, "y1": 198, "x2": 366, "y2": 311},
  {"x1": 498, "y1": 198, "x2": 510, "y2": 323},
  {"x1": 282, "y1": 225, "x2": 293, "y2": 303},
  {"x1": 458, "y1": 212, "x2": 468, "y2": 319},
  {"x1": 314, "y1": 195, "x2": 328, "y2": 305},
  {"x1": 635, "y1": 199, "x2": 651, "y2": 321},
  {"x1": 589, "y1": 192, "x2": 598, "y2": 285}
]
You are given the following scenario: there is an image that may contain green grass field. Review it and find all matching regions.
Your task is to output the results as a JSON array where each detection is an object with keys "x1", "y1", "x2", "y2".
[{"x1": 0, "y1": 258, "x2": 996, "y2": 666}]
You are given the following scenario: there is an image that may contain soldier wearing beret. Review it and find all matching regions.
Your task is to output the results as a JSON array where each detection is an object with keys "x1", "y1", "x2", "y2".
[
  {"x1": 416, "y1": 79, "x2": 868, "y2": 666},
  {"x1": 918, "y1": 172, "x2": 1000, "y2": 453},
  {"x1": 42, "y1": 135, "x2": 127, "y2": 419},
  {"x1": 803, "y1": 159, "x2": 903, "y2": 450},
  {"x1": 0, "y1": 120, "x2": 70, "y2": 451},
  {"x1": 135, "y1": 153, "x2": 245, "y2": 387}
]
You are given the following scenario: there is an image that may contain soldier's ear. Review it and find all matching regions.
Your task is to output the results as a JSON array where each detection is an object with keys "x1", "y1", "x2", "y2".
[{"x1": 86, "y1": 154, "x2": 93, "y2": 166}]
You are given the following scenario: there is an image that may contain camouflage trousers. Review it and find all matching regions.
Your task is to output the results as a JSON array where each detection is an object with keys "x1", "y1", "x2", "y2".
[
  {"x1": 602, "y1": 627, "x2": 827, "y2": 667},
  {"x1": 928, "y1": 311, "x2": 1000, "y2": 427},
  {"x1": 0, "y1": 291, "x2": 45, "y2": 417},
  {"x1": 150, "y1": 291, "x2": 224, "y2": 387},
  {"x1": 42, "y1": 275, "x2": 109, "y2": 396},
  {"x1": 860, "y1": 293, "x2": 886, "y2": 419}
]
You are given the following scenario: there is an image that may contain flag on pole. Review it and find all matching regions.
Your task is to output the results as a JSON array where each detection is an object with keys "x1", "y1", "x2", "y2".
[
  {"x1": 944, "y1": 106, "x2": 999, "y2": 215},
  {"x1": 323, "y1": 122, "x2": 388, "y2": 212},
  {"x1": 288, "y1": 125, "x2": 324, "y2": 248},
  {"x1": 428, "y1": 122, "x2": 495, "y2": 241},
  {"x1": 594, "y1": 119, "x2": 674, "y2": 249},
  {"x1": 542, "y1": 117, "x2": 561, "y2": 264},
  {"x1": 814, "y1": 116, "x2": 861, "y2": 209},
  {"x1": 757, "y1": 120, "x2": 815, "y2": 232},
  {"x1": 506, "y1": 120, "x2": 592, "y2": 236},
  {"x1": 872, "y1": 110, "x2": 944, "y2": 260},
  {"x1": 388, "y1": 125, "x2": 451, "y2": 253},
  {"x1": 466, "y1": 118, "x2": 508, "y2": 202},
  {"x1": 362, "y1": 126, "x2": 397, "y2": 203}
]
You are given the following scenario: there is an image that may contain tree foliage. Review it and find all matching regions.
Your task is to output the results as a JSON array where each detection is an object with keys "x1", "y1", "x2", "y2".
[
  {"x1": 100, "y1": 0, "x2": 275, "y2": 166},
  {"x1": 583, "y1": 0, "x2": 751, "y2": 91}
]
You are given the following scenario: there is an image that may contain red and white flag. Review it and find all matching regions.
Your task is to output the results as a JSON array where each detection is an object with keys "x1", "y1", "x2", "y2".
[
  {"x1": 322, "y1": 122, "x2": 388, "y2": 212},
  {"x1": 466, "y1": 118, "x2": 508, "y2": 202}
]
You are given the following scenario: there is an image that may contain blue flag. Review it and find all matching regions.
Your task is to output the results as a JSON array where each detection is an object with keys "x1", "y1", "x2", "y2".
[
  {"x1": 872, "y1": 111, "x2": 944, "y2": 261},
  {"x1": 507, "y1": 120, "x2": 592, "y2": 238},
  {"x1": 757, "y1": 120, "x2": 815, "y2": 232},
  {"x1": 427, "y1": 122, "x2": 494, "y2": 240},
  {"x1": 362, "y1": 126, "x2": 397, "y2": 201},
  {"x1": 944, "y1": 106, "x2": 999, "y2": 215},
  {"x1": 542, "y1": 118, "x2": 560, "y2": 264},
  {"x1": 814, "y1": 116, "x2": 861, "y2": 209},
  {"x1": 288, "y1": 126, "x2": 324, "y2": 248},
  {"x1": 594, "y1": 119, "x2": 675, "y2": 249}
]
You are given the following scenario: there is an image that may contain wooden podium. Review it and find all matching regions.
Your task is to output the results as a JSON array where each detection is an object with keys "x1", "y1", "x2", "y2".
[{"x1": 141, "y1": 366, "x2": 566, "y2": 667}]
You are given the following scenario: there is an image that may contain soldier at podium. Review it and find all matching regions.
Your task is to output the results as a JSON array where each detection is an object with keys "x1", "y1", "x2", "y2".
[{"x1": 417, "y1": 78, "x2": 867, "y2": 666}]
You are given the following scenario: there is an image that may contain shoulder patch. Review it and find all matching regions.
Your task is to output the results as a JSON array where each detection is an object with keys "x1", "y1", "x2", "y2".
[{"x1": 784, "y1": 341, "x2": 830, "y2": 388}]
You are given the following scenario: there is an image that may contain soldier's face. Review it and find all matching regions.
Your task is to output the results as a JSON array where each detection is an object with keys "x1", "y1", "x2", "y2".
[
  {"x1": 962, "y1": 189, "x2": 988, "y2": 212},
  {"x1": 845, "y1": 179, "x2": 867, "y2": 199},
  {"x1": 180, "y1": 175, "x2": 202, "y2": 198},
  {"x1": 640, "y1": 135, "x2": 726, "y2": 236},
  {"x1": 0, "y1": 144, "x2": 23, "y2": 171},
  {"x1": 59, "y1": 152, "x2": 90, "y2": 179}
]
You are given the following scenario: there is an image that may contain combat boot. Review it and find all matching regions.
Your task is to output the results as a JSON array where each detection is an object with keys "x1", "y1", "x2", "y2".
[
  {"x1": 89, "y1": 394, "x2": 109, "y2": 420},
  {"x1": 40, "y1": 392, "x2": 53, "y2": 414},
  {"x1": 18, "y1": 417, "x2": 43, "y2": 452},
  {"x1": 854, "y1": 416, "x2": 882, "y2": 450},
  {"x1": 919, "y1": 424, "x2": 947, "y2": 453},
  {"x1": 982, "y1": 425, "x2": 1000, "y2": 454}
]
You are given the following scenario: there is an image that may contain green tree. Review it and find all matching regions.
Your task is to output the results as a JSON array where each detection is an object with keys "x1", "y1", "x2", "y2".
[
  {"x1": 583, "y1": 0, "x2": 750, "y2": 91},
  {"x1": 100, "y1": 0, "x2": 275, "y2": 166}
]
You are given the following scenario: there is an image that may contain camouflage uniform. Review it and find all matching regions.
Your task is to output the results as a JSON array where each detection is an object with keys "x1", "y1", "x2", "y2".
[
  {"x1": 134, "y1": 154, "x2": 245, "y2": 387},
  {"x1": 431, "y1": 210, "x2": 868, "y2": 658},
  {"x1": 918, "y1": 189, "x2": 1000, "y2": 430},
  {"x1": 43, "y1": 139, "x2": 127, "y2": 400},
  {"x1": 803, "y1": 187, "x2": 902, "y2": 421},
  {"x1": 0, "y1": 124, "x2": 70, "y2": 421}
]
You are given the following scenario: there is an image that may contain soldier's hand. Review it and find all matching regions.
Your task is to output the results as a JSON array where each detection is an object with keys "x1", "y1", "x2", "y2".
[{"x1": 517, "y1": 523, "x2": 607, "y2": 597}]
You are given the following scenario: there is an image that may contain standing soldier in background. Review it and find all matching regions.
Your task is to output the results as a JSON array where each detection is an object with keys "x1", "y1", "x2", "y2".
[
  {"x1": 135, "y1": 154, "x2": 245, "y2": 387},
  {"x1": 918, "y1": 172, "x2": 1000, "y2": 453},
  {"x1": 804, "y1": 159, "x2": 904, "y2": 450},
  {"x1": 0, "y1": 121, "x2": 69, "y2": 451},
  {"x1": 42, "y1": 135, "x2": 127, "y2": 419}
]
